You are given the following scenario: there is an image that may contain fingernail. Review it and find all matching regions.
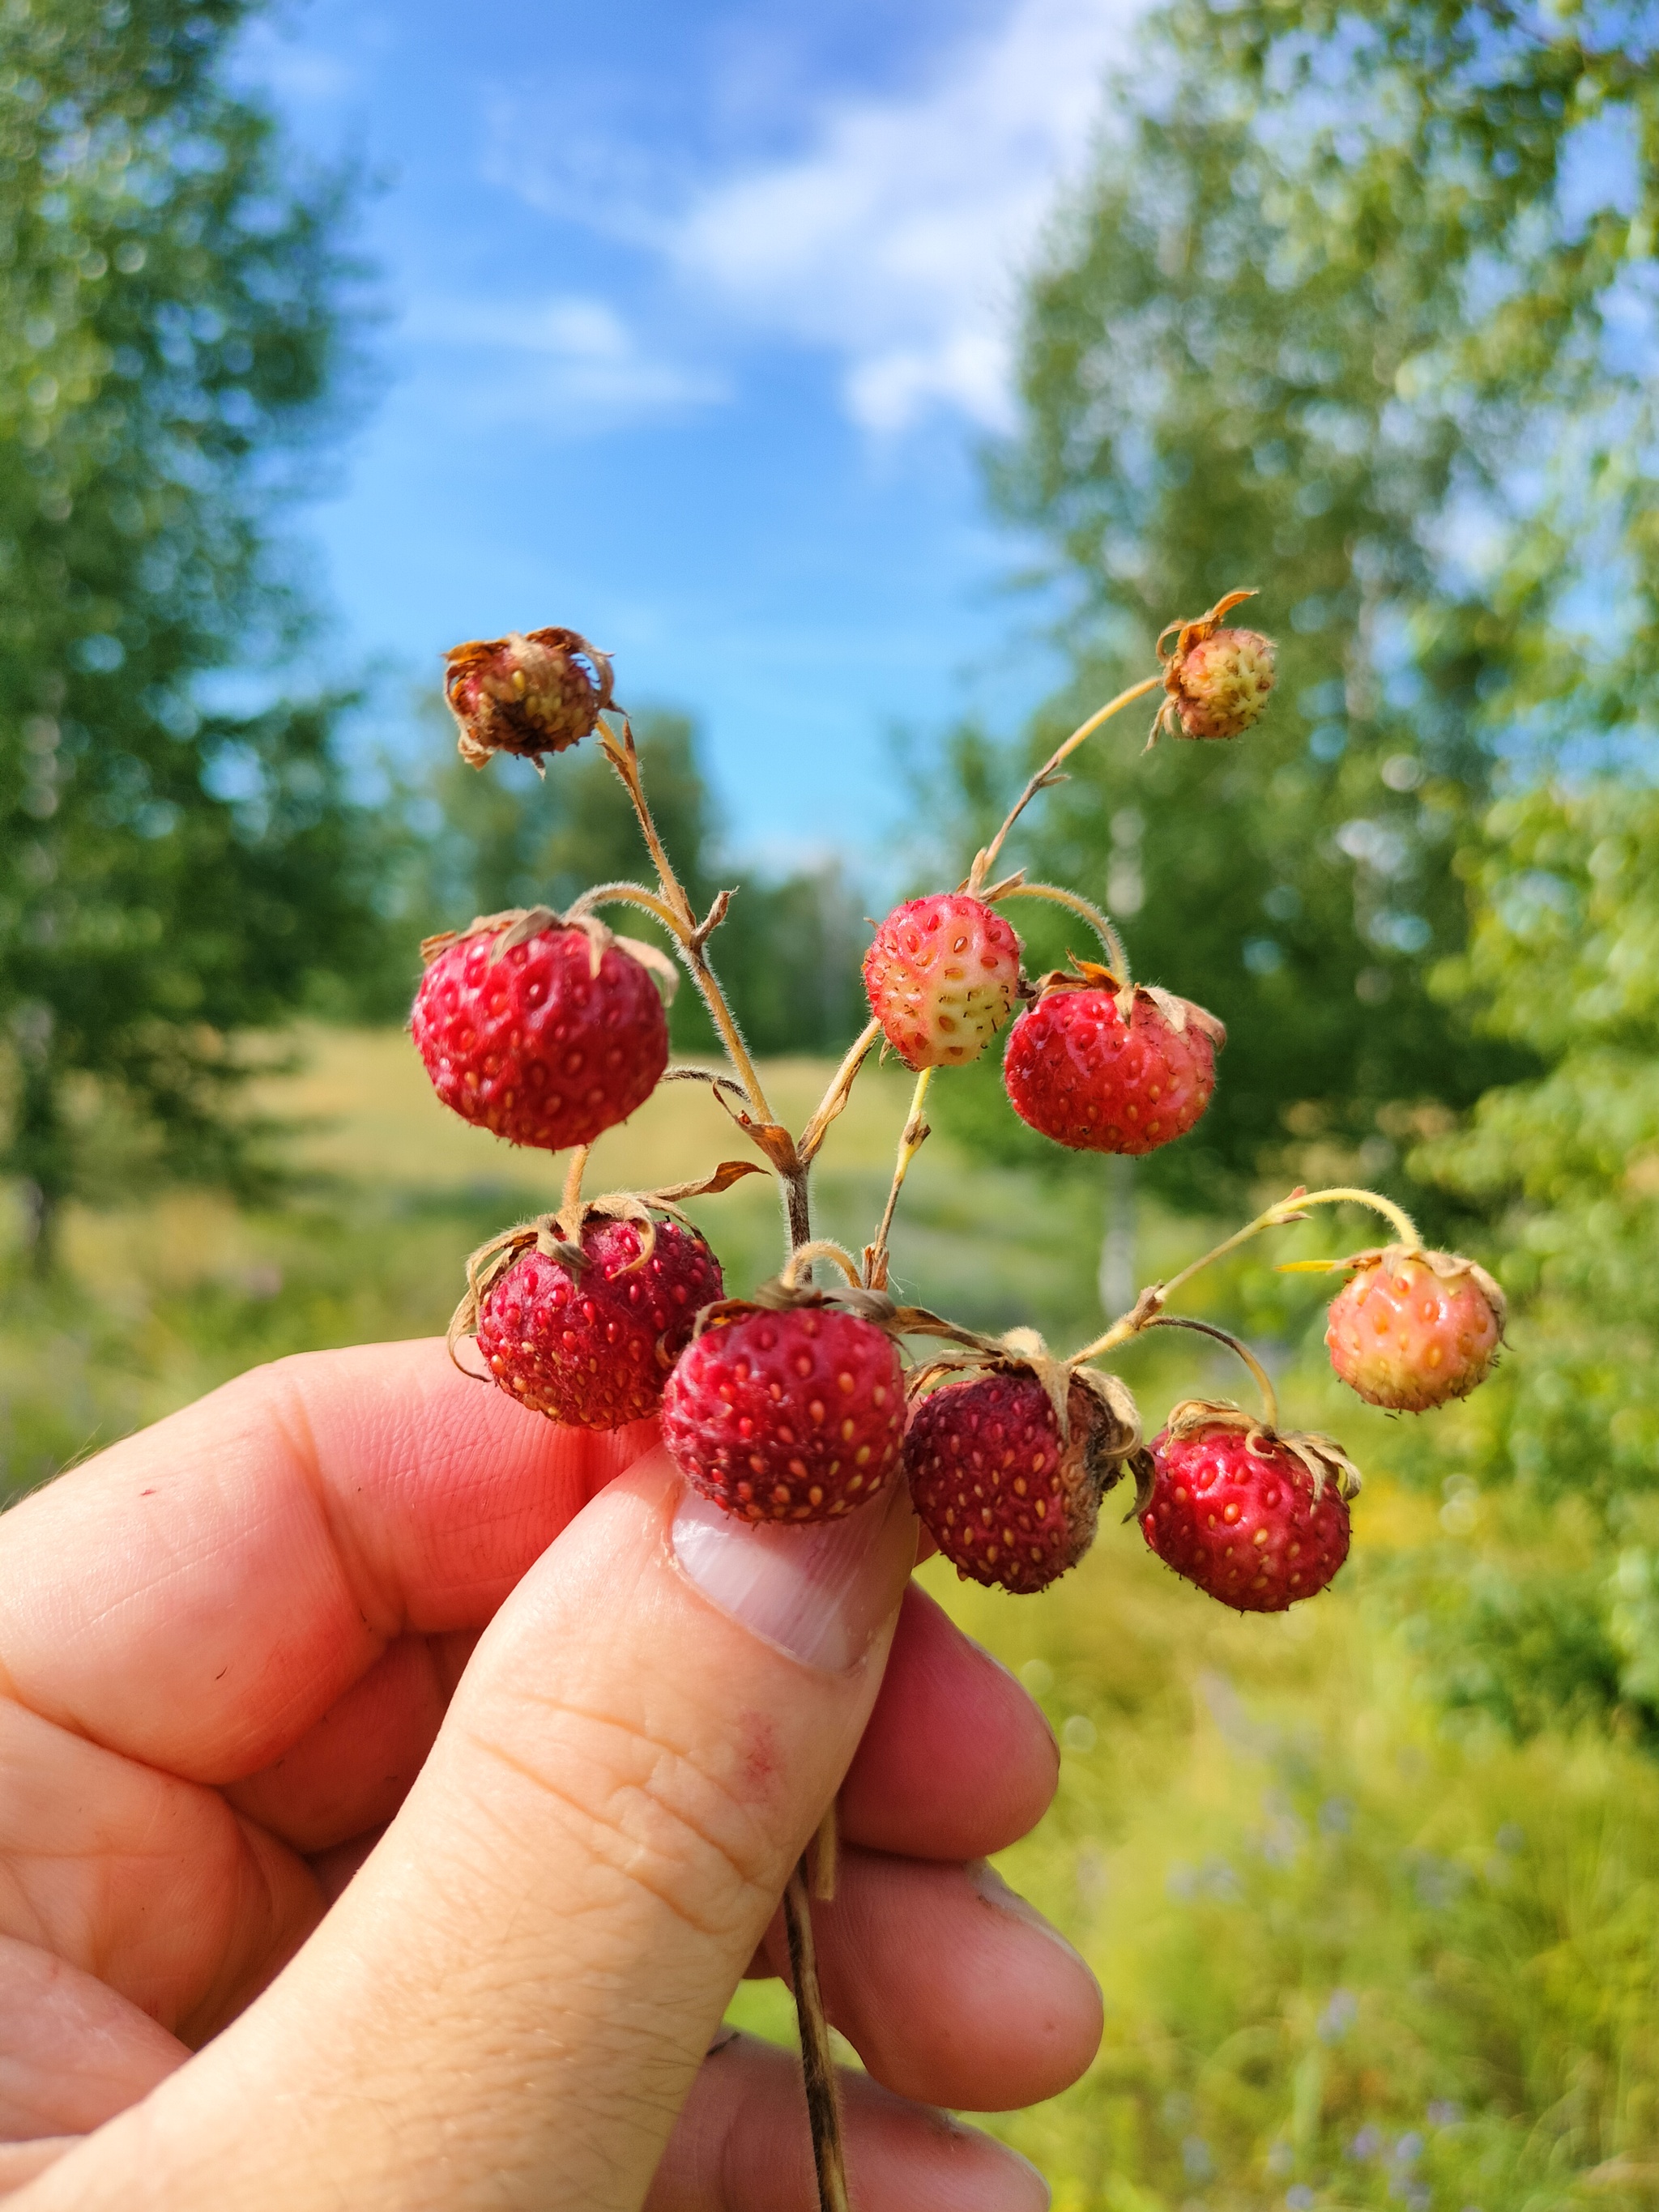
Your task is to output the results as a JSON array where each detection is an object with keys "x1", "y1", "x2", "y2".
[
  {"x1": 968, "y1": 1860, "x2": 1098, "y2": 1978},
  {"x1": 670, "y1": 1480, "x2": 915, "y2": 1672}
]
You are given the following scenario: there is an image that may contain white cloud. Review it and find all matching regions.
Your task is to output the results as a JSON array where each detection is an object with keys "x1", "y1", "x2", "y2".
[
  {"x1": 493, "y1": 0, "x2": 1143, "y2": 436},
  {"x1": 402, "y1": 292, "x2": 728, "y2": 430},
  {"x1": 670, "y1": 0, "x2": 1138, "y2": 432}
]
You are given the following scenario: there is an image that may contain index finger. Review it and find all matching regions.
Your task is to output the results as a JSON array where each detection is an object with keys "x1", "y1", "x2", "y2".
[{"x1": 0, "y1": 1340, "x2": 656, "y2": 1784}]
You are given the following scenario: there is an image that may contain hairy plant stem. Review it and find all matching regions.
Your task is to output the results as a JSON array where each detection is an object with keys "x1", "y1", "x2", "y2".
[
  {"x1": 559, "y1": 1144, "x2": 590, "y2": 1225},
  {"x1": 991, "y1": 879, "x2": 1132, "y2": 988},
  {"x1": 593, "y1": 726, "x2": 777, "y2": 1129},
  {"x1": 782, "y1": 1238, "x2": 864, "y2": 1289},
  {"x1": 864, "y1": 1066, "x2": 934, "y2": 1290},
  {"x1": 783, "y1": 1861, "x2": 851, "y2": 2212},
  {"x1": 966, "y1": 672, "x2": 1162, "y2": 893},
  {"x1": 1071, "y1": 1184, "x2": 1422, "y2": 1366},
  {"x1": 812, "y1": 1802, "x2": 839, "y2": 1901},
  {"x1": 797, "y1": 1017, "x2": 882, "y2": 1167},
  {"x1": 783, "y1": 1169, "x2": 813, "y2": 1257},
  {"x1": 595, "y1": 724, "x2": 851, "y2": 2210},
  {"x1": 1140, "y1": 1315, "x2": 1281, "y2": 1431}
]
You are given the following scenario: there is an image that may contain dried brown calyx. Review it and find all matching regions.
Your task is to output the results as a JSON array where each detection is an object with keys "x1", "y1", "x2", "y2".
[
  {"x1": 444, "y1": 626, "x2": 616, "y2": 769},
  {"x1": 418, "y1": 904, "x2": 680, "y2": 997},
  {"x1": 1138, "y1": 1396, "x2": 1363, "y2": 1515},
  {"x1": 450, "y1": 1161, "x2": 761, "y2": 1356},
  {"x1": 1030, "y1": 956, "x2": 1227, "y2": 1051}
]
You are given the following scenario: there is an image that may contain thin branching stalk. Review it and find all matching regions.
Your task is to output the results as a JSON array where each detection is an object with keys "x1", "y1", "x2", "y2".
[
  {"x1": 966, "y1": 673, "x2": 1162, "y2": 893},
  {"x1": 864, "y1": 1066, "x2": 934, "y2": 1289},
  {"x1": 783, "y1": 1860, "x2": 851, "y2": 2212},
  {"x1": 1072, "y1": 1184, "x2": 1422, "y2": 1364},
  {"x1": 593, "y1": 725, "x2": 778, "y2": 1129},
  {"x1": 797, "y1": 1017, "x2": 883, "y2": 1166},
  {"x1": 1140, "y1": 1314, "x2": 1281, "y2": 1430},
  {"x1": 586, "y1": 711, "x2": 848, "y2": 2208}
]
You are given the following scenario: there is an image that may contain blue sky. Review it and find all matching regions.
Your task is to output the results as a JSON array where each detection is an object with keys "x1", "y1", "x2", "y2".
[{"x1": 239, "y1": 0, "x2": 1143, "y2": 863}]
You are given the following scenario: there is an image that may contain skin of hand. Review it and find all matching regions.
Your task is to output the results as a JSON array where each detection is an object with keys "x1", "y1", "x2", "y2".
[{"x1": 0, "y1": 1340, "x2": 1102, "y2": 2211}]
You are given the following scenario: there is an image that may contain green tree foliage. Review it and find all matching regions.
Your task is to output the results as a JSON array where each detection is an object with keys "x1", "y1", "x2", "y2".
[
  {"x1": 930, "y1": 0, "x2": 1655, "y2": 1214},
  {"x1": 0, "y1": 0, "x2": 383, "y2": 1262},
  {"x1": 392, "y1": 708, "x2": 869, "y2": 1058},
  {"x1": 1388, "y1": 782, "x2": 1659, "y2": 1741}
]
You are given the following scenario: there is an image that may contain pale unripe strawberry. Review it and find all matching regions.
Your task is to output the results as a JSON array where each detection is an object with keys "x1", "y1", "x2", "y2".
[
  {"x1": 904, "y1": 1365, "x2": 1139, "y2": 1594},
  {"x1": 1002, "y1": 973, "x2": 1223, "y2": 1156},
  {"x1": 1141, "y1": 1404, "x2": 1358, "y2": 1613},
  {"x1": 1326, "y1": 1247, "x2": 1504, "y2": 1412},
  {"x1": 444, "y1": 626, "x2": 614, "y2": 768},
  {"x1": 1150, "y1": 590, "x2": 1277, "y2": 744},
  {"x1": 662, "y1": 1303, "x2": 906, "y2": 1523},
  {"x1": 863, "y1": 893, "x2": 1022, "y2": 1070},
  {"x1": 1165, "y1": 626, "x2": 1277, "y2": 739}
]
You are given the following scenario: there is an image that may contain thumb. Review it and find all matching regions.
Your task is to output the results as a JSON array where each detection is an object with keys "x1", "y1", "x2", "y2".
[{"x1": 37, "y1": 1446, "x2": 918, "y2": 2212}]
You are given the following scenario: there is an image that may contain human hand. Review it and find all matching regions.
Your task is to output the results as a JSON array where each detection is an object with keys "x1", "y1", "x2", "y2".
[{"x1": 0, "y1": 1339, "x2": 1101, "y2": 2209}]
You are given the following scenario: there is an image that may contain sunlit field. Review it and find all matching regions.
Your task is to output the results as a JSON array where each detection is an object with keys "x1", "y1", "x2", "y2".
[{"x1": 3, "y1": 1033, "x2": 1656, "y2": 2210}]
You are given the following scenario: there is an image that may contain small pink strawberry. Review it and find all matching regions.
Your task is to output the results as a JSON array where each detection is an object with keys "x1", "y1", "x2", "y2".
[
  {"x1": 904, "y1": 1363, "x2": 1140, "y2": 1594},
  {"x1": 1326, "y1": 1247, "x2": 1504, "y2": 1412},
  {"x1": 862, "y1": 893, "x2": 1022, "y2": 1069},
  {"x1": 1163, "y1": 628, "x2": 1277, "y2": 739},
  {"x1": 471, "y1": 1215, "x2": 723, "y2": 1429},
  {"x1": 444, "y1": 626, "x2": 613, "y2": 769},
  {"x1": 661, "y1": 1302, "x2": 906, "y2": 1522},
  {"x1": 1149, "y1": 590, "x2": 1277, "y2": 744},
  {"x1": 1139, "y1": 1403, "x2": 1358, "y2": 1613},
  {"x1": 1003, "y1": 968, "x2": 1223, "y2": 1155},
  {"x1": 412, "y1": 907, "x2": 670, "y2": 1152}
]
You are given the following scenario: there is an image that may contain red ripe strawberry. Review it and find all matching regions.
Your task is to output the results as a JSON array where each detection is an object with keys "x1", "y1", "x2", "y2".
[
  {"x1": 904, "y1": 1364, "x2": 1139, "y2": 1594},
  {"x1": 1003, "y1": 973, "x2": 1223, "y2": 1155},
  {"x1": 412, "y1": 908, "x2": 669, "y2": 1151},
  {"x1": 1326, "y1": 1247, "x2": 1504, "y2": 1412},
  {"x1": 661, "y1": 1303, "x2": 906, "y2": 1523},
  {"x1": 863, "y1": 893, "x2": 1022, "y2": 1069},
  {"x1": 1140, "y1": 1406, "x2": 1357, "y2": 1613},
  {"x1": 475, "y1": 1216, "x2": 723, "y2": 1429}
]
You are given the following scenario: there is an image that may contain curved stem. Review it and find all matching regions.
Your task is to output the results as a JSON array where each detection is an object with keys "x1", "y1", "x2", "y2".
[
  {"x1": 864, "y1": 1066, "x2": 934, "y2": 1290},
  {"x1": 1294, "y1": 1184, "x2": 1420, "y2": 1250},
  {"x1": 1070, "y1": 1183, "x2": 1422, "y2": 1365},
  {"x1": 966, "y1": 673, "x2": 1162, "y2": 893},
  {"x1": 781, "y1": 1238, "x2": 864, "y2": 1290},
  {"x1": 1141, "y1": 1315, "x2": 1279, "y2": 1432},
  {"x1": 567, "y1": 880, "x2": 686, "y2": 938},
  {"x1": 990, "y1": 880, "x2": 1131, "y2": 988}
]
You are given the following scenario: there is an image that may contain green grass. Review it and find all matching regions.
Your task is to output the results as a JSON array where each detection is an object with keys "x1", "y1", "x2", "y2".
[{"x1": 4, "y1": 1029, "x2": 1658, "y2": 2210}]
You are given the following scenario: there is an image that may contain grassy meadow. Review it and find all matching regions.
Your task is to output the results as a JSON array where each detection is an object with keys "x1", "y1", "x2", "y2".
[{"x1": 3, "y1": 1029, "x2": 1657, "y2": 2210}]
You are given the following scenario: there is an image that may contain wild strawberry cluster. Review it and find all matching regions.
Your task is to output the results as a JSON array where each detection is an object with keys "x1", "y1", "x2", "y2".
[{"x1": 415, "y1": 601, "x2": 1506, "y2": 1620}]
